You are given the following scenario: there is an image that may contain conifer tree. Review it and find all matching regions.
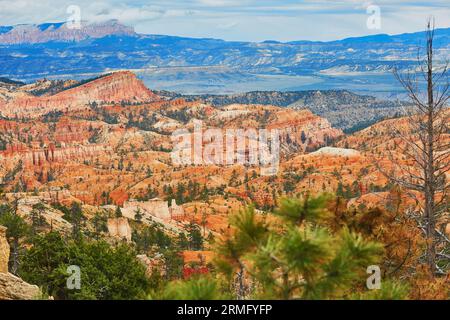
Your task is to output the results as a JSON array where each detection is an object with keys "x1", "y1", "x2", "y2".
[
  {"x1": 214, "y1": 195, "x2": 396, "y2": 300},
  {"x1": 115, "y1": 205, "x2": 123, "y2": 218},
  {"x1": 0, "y1": 206, "x2": 29, "y2": 275}
]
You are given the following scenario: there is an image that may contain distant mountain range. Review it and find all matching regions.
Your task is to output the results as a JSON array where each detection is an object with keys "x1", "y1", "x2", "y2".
[
  {"x1": 0, "y1": 20, "x2": 134, "y2": 44},
  {"x1": 0, "y1": 20, "x2": 449, "y2": 95}
]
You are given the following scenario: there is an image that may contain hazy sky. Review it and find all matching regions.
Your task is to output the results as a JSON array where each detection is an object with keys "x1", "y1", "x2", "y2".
[{"x1": 0, "y1": 0, "x2": 449, "y2": 41}]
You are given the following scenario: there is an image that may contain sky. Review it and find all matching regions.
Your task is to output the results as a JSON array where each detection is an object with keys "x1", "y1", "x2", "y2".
[{"x1": 0, "y1": 0, "x2": 449, "y2": 42}]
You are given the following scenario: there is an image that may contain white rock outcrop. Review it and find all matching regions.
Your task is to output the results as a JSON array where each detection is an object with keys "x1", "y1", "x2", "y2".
[
  {"x1": 107, "y1": 217, "x2": 132, "y2": 242},
  {"x1": 0, "y1": 273, "x2": 41, "y2": 300},
  {"x1": 311, "y1": 147, "x2": 360, "y2": 157}
]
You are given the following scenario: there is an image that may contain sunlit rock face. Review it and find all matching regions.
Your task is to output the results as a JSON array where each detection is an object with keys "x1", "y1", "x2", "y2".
[
  {"x1": 0, "y1": 226, "x2": 41, "y2": 300},
  {"x1": 107, "y1": 217, "x2": 132, "y2": 242},
  {"x1": 0, "y1": 226, "x2": 9, "y2": 274},
  {"x1": 0, "y1": 71, "x2": 159, "y2": 118},
  {"x1": 0, "y1": 273, "x2": 41, "y2": 300}
]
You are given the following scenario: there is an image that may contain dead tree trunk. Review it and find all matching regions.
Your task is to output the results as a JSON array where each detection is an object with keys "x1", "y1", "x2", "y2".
[
  {"x1": 424, "y1": 29, "x2": 437, "y2": 274},
  {"x1": 11, "y1": 238, "x2": 20, "y2": 275},
  {"x1": 386, "y1": 19, "x2": 449, "y2": 275}
]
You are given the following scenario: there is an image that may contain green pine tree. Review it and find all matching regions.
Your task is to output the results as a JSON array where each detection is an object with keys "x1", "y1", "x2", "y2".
[
  {"x1": 214, "y1": 194, "x2": 399, "y2": 300},
  {"x1": 115, "y1": 205, "x2": 123, "y2": 218}
]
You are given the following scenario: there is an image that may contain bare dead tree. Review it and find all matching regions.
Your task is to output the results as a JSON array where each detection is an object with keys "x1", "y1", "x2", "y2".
[{"x1": 382, "y1": 19, "x2": 449, "y2": 275}]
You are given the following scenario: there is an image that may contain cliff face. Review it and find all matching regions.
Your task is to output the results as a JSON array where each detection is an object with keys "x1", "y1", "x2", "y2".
[
  {"x1": 204, "y1": 104, "x2": 343, "y2": 156},
  {"x1": 268, "y1": 108, "x2": 342, "y2": 154},
  {"x1": 0, "y1": 20, "x2": 135, "y2": 44},
  {"x1": 1, "y1": 144, "x2": 113, "y2": 167},
  {"x1": 0, "y1": 71, "x2": 159, "y2": 118},
  {"x1": 0, "y1": 226, "x2": 41, "y2": 300},
  {"x1": 107, "y1": 218, "x2": 132, "y2": 242}
]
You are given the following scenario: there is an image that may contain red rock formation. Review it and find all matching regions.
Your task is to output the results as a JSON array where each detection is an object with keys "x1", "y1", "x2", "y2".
[
  {"x1": 268, "y1": 109, "x2": 343, "y2": 154},
  {"x1": 0, "y1": 71, "x2": 159, "y2": 118},
  {"x1": 0, "y1": 144, "x2": 112, "y2": 167}
]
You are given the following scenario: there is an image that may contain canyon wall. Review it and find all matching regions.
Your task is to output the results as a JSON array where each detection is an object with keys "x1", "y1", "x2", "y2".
[
  {"x1": 0, "y1": 71, "x2": 158, "y2": 118},
  {"x1": 107, "y1": 217, "x2": 132, "y2": 242}
]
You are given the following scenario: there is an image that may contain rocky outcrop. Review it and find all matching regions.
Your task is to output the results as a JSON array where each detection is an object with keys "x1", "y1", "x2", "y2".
[
  {"x1": 123, "y1": 198, "x2": 171, "y2": 221},
  {"x1": 0, "y1": 226, "x2": 9, "y2": 274},
  {"x1": 311, "y1": 147, "x2": 360, "y2": 157},
  {"x1": 136, "y1": 254, "x2": 166, "y2": 277},
  {"x1": 206, "y1": 104, "x2": 343, "y2": 156},
  {"x1": 268, "y1": 108, "x2": 343, "y2": 154},
  {"x1": 169, "y1": 199, "x2": 185, "y2": 219},
  {"x1": 0, "y1": 144, "x2": 112, "y2": 167},
  {"x1": 0, "y1": 273, "x2": 41, "y2": 300},
  {"x1": 0, "y1": 226, "x2": 40, "y2": 300},
  {"x1": 182, "y1": 251, "x2": 214, "y2": 265},
  {"x1": 122, "y1": 198, "x2": 185, "y2": 221},
  {"x1": 0, "y1": 71, "x2": 159, "y2": 118},
  {"x1": 107, "y1": 217, "x2": 132, "y2": 242}
]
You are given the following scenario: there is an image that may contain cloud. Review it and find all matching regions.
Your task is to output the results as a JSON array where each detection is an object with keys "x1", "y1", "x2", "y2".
[
  {"x1": 196, "y1": 0, "x2": 250, "y2": 7},
  {"x1": 89, "y1": 5, "x2": 165, "y2": 23},
  {"x1": 0, "y1": 0, "x2": 448, "y2": 41},
  {"x1": 217, "y1": 21, "x2": 238, "y2": 30}
]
